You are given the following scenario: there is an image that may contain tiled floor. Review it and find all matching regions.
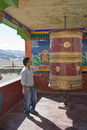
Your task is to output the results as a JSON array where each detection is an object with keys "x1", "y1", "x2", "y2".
[{"x1": 0, "y1": 92, "x2": 87, "y2": 130}]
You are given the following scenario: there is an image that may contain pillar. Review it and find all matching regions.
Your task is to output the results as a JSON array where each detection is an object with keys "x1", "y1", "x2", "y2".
[
  {"x1": 25, "y1": 40, "x2": 32, "y2": 59},
  {"x1": 0, "y1": 15, "x2": 2, "y2": 23}
]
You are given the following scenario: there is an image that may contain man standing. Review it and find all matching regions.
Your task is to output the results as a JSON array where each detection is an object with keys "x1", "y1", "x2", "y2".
[{"x1": 20, "y1": 57, "x2": 38, "y2": 118}]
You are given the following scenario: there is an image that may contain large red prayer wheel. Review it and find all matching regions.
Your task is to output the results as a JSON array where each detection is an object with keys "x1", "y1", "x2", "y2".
[{"x1": 49, "y1": 29, "x2": 83, "y2": 90}]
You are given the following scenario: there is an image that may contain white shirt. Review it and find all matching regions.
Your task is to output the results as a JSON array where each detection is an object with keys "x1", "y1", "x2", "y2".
[{"x1": 20, "y1": 66, "x2": 38, "y2": 86}]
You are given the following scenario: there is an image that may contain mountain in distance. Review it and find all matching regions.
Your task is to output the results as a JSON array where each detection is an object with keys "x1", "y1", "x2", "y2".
[{"x1": 0, "y1": 49, "x2": 25, "y2": 60}]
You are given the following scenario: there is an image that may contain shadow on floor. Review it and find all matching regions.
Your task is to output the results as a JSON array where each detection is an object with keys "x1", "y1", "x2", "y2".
[
  {"x1": 65, "y1": 94, "x2": 87, "y2": 130},
  {"x1": 0, "y1": 92, "x2": 87, "y2": 130},
  {"x1": 28, "y1": 113, "x2": 62, "y2": 130}
]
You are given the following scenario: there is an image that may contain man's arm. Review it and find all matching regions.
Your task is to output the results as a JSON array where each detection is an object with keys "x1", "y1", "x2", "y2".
[{"x1": 21, "y1": 71, "x2": 28, "y2": 95}]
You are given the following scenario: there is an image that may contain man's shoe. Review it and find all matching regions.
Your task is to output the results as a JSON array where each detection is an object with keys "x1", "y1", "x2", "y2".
[
  {"x1": 26, "y1": 114, "x2": 31, "y2": 119},
  {"x1": 31, "y1": 110, "x2": 39, "y2": 115}
]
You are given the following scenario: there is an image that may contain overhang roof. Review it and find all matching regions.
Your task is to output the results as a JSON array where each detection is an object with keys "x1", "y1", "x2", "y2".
[{"x1": 4, "y1": 0, "x2": 87, "y2": 30}]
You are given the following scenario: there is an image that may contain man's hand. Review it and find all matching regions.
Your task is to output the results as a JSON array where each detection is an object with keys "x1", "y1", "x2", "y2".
[
  {"x1": 24, "y1": 87, "x2": 28, "y2": 96},
  {"x1": 0, "y1": 74, "x2": 2, "y2": 80},
  {"x1": 23, "y1": 85, "x2": 28, "y2": 96}
]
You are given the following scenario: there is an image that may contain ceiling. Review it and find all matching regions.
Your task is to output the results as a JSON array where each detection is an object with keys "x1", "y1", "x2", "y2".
[{"x1": 4, "y1": 0, "x2": 87, "y2": 30}]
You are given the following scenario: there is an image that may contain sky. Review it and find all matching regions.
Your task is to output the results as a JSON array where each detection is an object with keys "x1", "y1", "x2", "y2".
[{"x1": 0, "y1": 24, "x2": 25, "y2": 51}]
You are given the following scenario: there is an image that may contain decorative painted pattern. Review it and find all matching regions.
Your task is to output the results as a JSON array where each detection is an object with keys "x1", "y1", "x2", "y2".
[
  {"x1": 31, "y1": 29, "x2": 52, "y2": 40},
  {"x1": 31, "y1": 40, "x2": 50, "y2": 71},
  {"x1": 0, "y1": 10, "x2": 31, "y2": 34},
  {"x1": 0, "y1": 0, "x2": 19, "y2": 10}
]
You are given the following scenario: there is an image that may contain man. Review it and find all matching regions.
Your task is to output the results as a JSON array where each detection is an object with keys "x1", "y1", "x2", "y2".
[{"x1": 20, "y1": 57, "x2": 38, "y2": 118}]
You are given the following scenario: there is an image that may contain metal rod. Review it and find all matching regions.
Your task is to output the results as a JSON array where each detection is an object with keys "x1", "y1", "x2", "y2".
[
  {"x1": 85, "y1": 15, "x2": 87, "y2": 29},
  {"x1": 63, "y1": 84, "x2": 72, "y2": 106},
  {"x1": 64, "y1": 16, "x2": 66, "y2": 29}
]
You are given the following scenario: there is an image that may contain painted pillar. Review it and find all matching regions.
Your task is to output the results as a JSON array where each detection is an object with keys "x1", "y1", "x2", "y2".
[
  {"x1": 25, "y1": 40, "x2": 32, "y2": 59},
  {"x1": 0, "y1": 15, "x2": 2, "y2": 22}
]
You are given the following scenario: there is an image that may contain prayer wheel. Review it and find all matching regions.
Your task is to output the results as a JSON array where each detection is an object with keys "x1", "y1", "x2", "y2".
[{"x1": 49, "y1": 29, "x2": 83, "y2": 90}]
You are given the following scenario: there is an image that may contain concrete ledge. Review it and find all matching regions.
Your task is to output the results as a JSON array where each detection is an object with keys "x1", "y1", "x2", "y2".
[{"x1": 0, "y1": 77, "x2": 23, "y2": 118}]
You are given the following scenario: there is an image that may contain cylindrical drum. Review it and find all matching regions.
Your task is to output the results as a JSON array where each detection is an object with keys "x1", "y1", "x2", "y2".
[{"x1": 49, "y1": 29, "x2": 83, "y2": 90}]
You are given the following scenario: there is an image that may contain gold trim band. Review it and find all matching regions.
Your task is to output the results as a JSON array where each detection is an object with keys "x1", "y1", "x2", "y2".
[
  {"x1": 49, "y1": 75, "x2": 82, "y2": 81},
  {"x1": 50, "y1": 31, "x2": 83, "y2": 39},
  {"x1": 49, "y1": 83, "x2": 82, "y2": 90},
  {"x1": 50, "y1": 57, "x2": 82, "y2": 63},
  {"x1": 50, "y1": 52, "x2": 82, "y2": 57},
  {"x1": 49, "y1": 77, "x2": 83, "y2": 90},
  {"x1": 49, "y1": 79, "x2": 82, "y2": 90}
]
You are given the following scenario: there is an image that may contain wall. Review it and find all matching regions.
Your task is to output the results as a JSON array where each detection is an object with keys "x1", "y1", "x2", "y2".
[
  {"x1": 0, "y1": 77, "x2": 23, "y2": 118},
  {"x1": 34, "y1": 72, "x2": 87, "y2": 93}
]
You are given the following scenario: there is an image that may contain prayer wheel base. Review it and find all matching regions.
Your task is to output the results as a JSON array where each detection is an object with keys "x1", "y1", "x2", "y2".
[{"x1": 49, "y1": 80, "x2": 83, "y2": 90}]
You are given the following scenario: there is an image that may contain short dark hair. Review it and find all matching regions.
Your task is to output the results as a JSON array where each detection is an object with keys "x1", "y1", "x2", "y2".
[{"x1": 23, "y1": 57, "x2": 30, "y2": 66}]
